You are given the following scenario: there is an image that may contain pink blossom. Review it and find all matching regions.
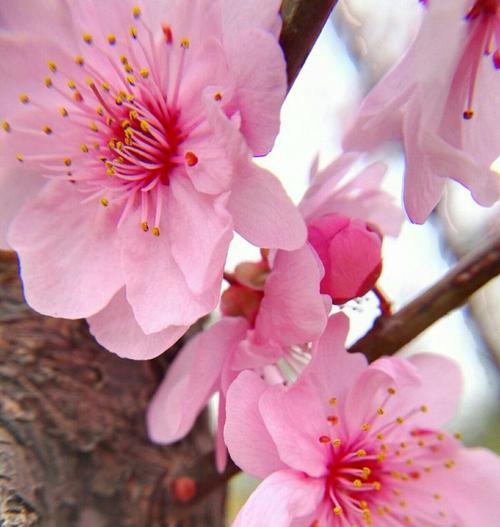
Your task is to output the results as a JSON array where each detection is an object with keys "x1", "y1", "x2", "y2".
[
  {"x1": 300, "y1": 154, "x2": 403, "y2": 304},
  {"x1": 343, "y1": 0, "x2": 500, "y2": 223},
  {"x1": 147, "y1": 246, "x2": 329, "y2": 470},
  {"x1": 0, "y1": 0, "x2": 306, "y2": 358},
  {"x1": 225, "y1": 313, "x2": 500, "y2": 526}
]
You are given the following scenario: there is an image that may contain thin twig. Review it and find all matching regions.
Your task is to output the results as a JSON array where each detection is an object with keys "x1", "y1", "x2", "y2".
[
  {"x1": 280, "y1": 0, "x2": 339, "y2": 89},
  {"x1": 349, "y1": 233, "x2": 500, "y2": 361}
]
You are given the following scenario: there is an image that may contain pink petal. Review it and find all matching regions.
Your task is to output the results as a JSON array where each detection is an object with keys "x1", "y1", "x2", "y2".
[
  {"x1": 259, "y1": 382, "x2": 330, "y2": 478},
  {"x1": 0, "y1": 33, "x2": 80, "y2": 118},
  {"x1": 0, "y1": 168, "x2": 44, "y2": 250},
  {"x1": 147, "y1": 317, "x2": 248, "y2": 444},
  {"x1": 225, "y1": 371, "x2": 285, "y2": 479},
  {"x1": 222, "y1": 0, "x2": 282, "y2": 40},
  {"x1": 119, "y1": 200, "x2": 219, "y2": 333},
  {"x1": 405, "y1": 353, "x2": 462, "y2": 428},
  {"x1": 255, "y1": 245, "x2": 328, "y2": 347},
  {"x1": 402, "y1": 101, "x2": 446, "y2": 223},
  {"x1": 231, "y1": 470, "x2": 324, "y2": 527},
  {"x1": 0, "y1": 0, "x2": 77, "y2": 47},
  {"x1": 224, "y1": 28, "x2": 286, "y2": 155},
  {"x1": 88, "y1": 289, "x2": 188, "y2": 360},
  {"x1": 343, "y1": 356, "x2": 421, "y2": 433},
  {"x1": 8, "y1": 181, "x2": 124, "y2": 318},
  {"x1": 228, "y1": 163, "x2": 307, "y2": 250},
  {"x1": 303, "y1": 313, "x2": 367, "y2": 413},
  {"x1": 183, "y1": 98, "x2": 247, "y2": 195},
  {"x1": 426, "y1": 447, "x2": 500, "y2": 527},
  {"x1": 168, "y1": 176, "x2": 233, "y2": 294}
]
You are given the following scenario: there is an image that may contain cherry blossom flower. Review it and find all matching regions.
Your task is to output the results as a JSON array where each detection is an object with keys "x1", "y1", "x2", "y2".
[
  {"x1": 343, "y1": 0, "x2": 500, "y2": 223},
  {"x1": 300, "y1": 153, "x2": 403, "y2": 304},
  {"x1": 0, "y1": 0, "x2": 306, "y2": 358},
  {"x1": 147, "y1": 247, "x2": 329, "y2": 470},
  {"x1": 225, "y1": 313, "x2": 500, "y2": 526}
]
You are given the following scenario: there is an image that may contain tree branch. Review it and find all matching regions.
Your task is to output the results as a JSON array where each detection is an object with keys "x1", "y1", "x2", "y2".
[
  {"x1": 349, "y1": 233, "x2": 500, "y2": 361},
  {"x1": 280, "y1": 0, "x2": 339, "y2": 89}
]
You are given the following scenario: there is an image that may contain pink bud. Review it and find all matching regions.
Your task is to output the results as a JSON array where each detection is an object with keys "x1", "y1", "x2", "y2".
[{"x1": 307, "y1": 213, "x2": 383, "y2": 304}]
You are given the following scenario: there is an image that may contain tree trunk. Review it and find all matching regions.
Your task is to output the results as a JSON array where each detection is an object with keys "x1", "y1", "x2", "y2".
[{"x1": 0, "y1": 251, "x2": 225, "y2": 527}]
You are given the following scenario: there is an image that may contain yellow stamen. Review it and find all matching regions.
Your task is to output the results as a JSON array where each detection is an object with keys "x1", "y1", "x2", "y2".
[
  {"x1": 64, "y1": 158, "x2": 72, "y2": 167},
  {"x1": 126, "y1": 75, "x2": 136, "y2": 86},
  {"x1": 102, "y1": 82, "x2": 111, "y2": 92},
  {"x1": 44, "y1": 77, "x2": 53, "y2": 88},
  {"x1": 129, "y1": 26, "x2": 138, "y2": 39},
  {"x1": 60, "y1": 107, "x2": 69, "y2": 117},
  {"x1": 90, "y1": 122, "x2": 99, "y2": 132},
  {"x1": 81, "y1": 144, "x2": 89, "y2": 153},
  {"x1": 67, "y1": 79, "x2": 77, "y2": 90},
  {"x1": 19, "y1": 94, "x2": 30, "y2": 104},
  {"x1": 75, "y1": 55, "x2": 85, "y2": 66},
  {"x1": 107, "y1": 34, "x2": 117, "y2": 45},
  {"x1": 140, "y1": 68, "x2": 150, "y2": 79},
  {"x1": 140, "y1": 120, "x2": 150, "y2": 133},
  {"x1": 180, "y1": 38, "x2": 190, "y2": 49},
  {"x1": 333, "y1": 506, "x2": 343, "y2": 516},
  {"x1": 16, "y1": 153, "x2": 24, "y2": 162},
  {"x1": 132, "y1": 5, "x2": 141, "y2": 18},
  {"x1": 152, "y1": 227, "x2": 160, "y2": 237},
  {"x1": 141, "y1": 222, "x2": 149, "y2": 232},
  {"x1": 43, "y1": 125, "x2": 53, "y2": 135},
  {"x1": 83, "y1": 32, "x2": 93, "y2": 44},
  {"x1": 47, "y1": 60, "x2": 57, "y2": 72},
  {"x1": 100, "y1": 197, "x2": 109, "y2": 207},
  {"x1": 2, "y1": 121, "x2": 11, "y2": 133}
]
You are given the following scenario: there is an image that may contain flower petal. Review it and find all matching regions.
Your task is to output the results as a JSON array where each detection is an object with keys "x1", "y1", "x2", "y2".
[
  {"x1": 228, "y1": 163, "x2": 306, "y2": 250},
  {"x1": 225, "y1": 370, "x2": 285, "y2": 479},
  {"x1": 147, "y1": 317, "x2": 248, "y2": 444},
  {"x1": 255, "y1": 245, "x2": 328, "y2": 347},
  {"x1": 224, "y1": 28, "x2": 286, "y2": 155},
  {"x1": 0, "y1": 168, "x2": 44, "y2": 250},
  {"x1": 259, "y1": 382, "x2": 329, "y2": 478},
  {"x1": 119, "y1": 198, "x2": 219, "y2": 333},
  {"x1": 88, "y1": 289, "x2": 188, "y2": 360},
  {"x1": 232, "y1": 470, "x2": 324, "y2": 527},
  {"x1": 427, "y1": 447, "x2": 500, "y2": 527},
  {"x1": 8, "y1": 180, "x2": 124, "y2": 318},
  {"x1": 169, "y1": 176, "x2": 233, "y2": 294}
]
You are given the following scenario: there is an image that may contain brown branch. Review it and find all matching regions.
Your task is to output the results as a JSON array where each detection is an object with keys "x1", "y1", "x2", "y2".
[
  {"x1": 280, "y1": 0, "x2": 339, "y2": 89},
  {"x1": 349, "y1": 233, "x2": 500, "y2": 361}
]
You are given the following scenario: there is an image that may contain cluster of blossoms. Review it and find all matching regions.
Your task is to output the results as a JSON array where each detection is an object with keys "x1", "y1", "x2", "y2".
[{"x1": 0, "y1": 0, "x2": 499, "y2": 525}]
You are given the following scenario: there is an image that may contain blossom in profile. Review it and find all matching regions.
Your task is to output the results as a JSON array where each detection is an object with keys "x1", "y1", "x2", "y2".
[
  {"x1": 225, "y1": 313, "x2": 500, "y2": 526},
  {"x1": 0, "y1": 0, "x2": 305, "y2": 358},
  {"x1": 147, "y1": 247, "x2": 329, "y2": 470},
  {"x1": 343, "y1": 0, "x2": 500, "y2": 223},
  {"x1": 300, "y1": 154, "x2": 403, "y2": 304}
]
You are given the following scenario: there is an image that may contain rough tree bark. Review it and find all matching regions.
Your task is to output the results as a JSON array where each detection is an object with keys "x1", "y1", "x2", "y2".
[{"x1": 0, "y1": 251, "x2": 225, "y2": 527}]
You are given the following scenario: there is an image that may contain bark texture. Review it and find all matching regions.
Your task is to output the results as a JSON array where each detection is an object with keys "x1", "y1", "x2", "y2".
[{"x1": 0, "y1": 252, "x2": 225, "y2": 527}]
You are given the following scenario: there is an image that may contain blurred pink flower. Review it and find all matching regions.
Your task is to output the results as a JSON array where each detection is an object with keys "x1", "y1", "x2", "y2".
[
  {"x1": 343, "y1": 0, "x2": 500, "y2": 223},
  {"x1": 0, "y1": 0, "x2": 306, "y2": 358},
  {"x1": 225, "y1": 313, "x2": 500, "y2": 527},
  {"x1": 300, "y1": 153, "x2": 403, "y2": 304},
  {"x1": 147, "y1": 247, "x2": 329, "y2": 471}
]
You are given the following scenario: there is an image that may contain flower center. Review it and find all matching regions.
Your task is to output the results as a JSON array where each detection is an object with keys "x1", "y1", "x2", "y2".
[
  {"x1": 2, "y1": 6, "x2": 206, "y2": 236},
  {"x1": 315, "y1": 388, "x2": 461, "y2": 525}
]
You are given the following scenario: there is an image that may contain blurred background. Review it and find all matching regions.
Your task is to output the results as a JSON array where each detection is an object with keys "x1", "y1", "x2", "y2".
[{"x1": 225, "y1": 0, "x2": 500, "y2": 522}]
